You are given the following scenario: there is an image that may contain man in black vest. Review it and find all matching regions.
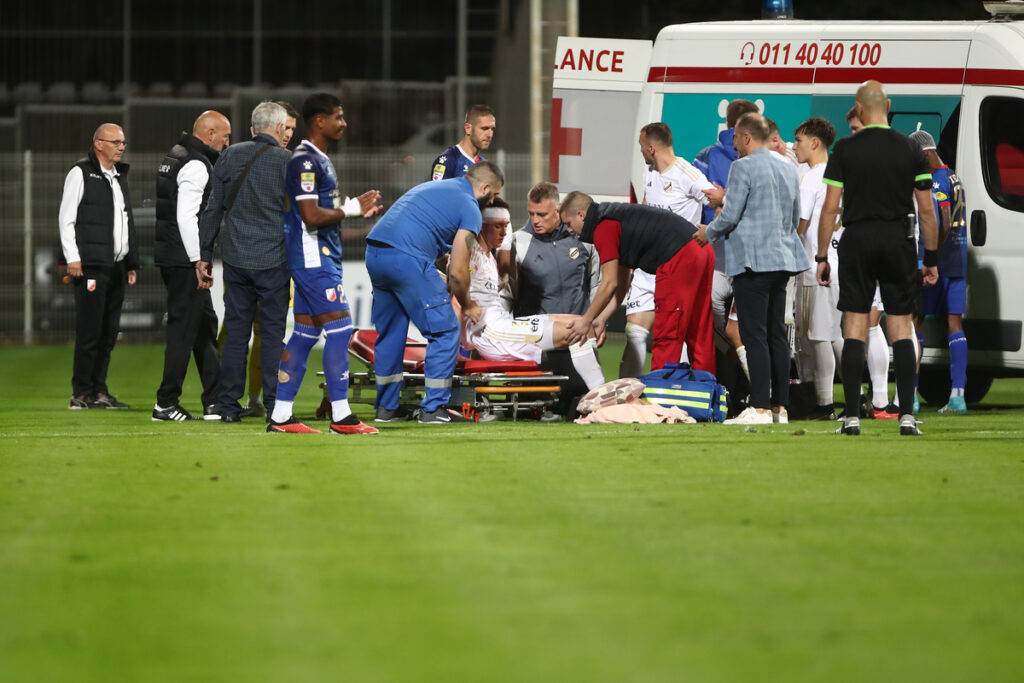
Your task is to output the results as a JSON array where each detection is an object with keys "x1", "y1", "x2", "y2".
[
  {"x1": 59, "y1": 123, "x2": 139, "y2": 410},
  {"x1": 559, "y1": 192, "x2": 716, "y2": 374},
  {"x1": 152, "y1": 111, "x2": 232, "y2": 421}
]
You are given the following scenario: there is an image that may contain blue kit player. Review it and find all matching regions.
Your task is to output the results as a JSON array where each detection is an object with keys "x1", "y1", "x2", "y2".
[
  {"x1": 267, "y1": 93, "x2": 383, "y2": 435},
  {"x1": 366, "y1": 161, "x2": 504, "y2": 424},
  {"x1": 910, "y1": 129, "x2": 969, "y2": 415},
  {"x1": 429, "y1": 105, "x2": 496, "y2": 181}
]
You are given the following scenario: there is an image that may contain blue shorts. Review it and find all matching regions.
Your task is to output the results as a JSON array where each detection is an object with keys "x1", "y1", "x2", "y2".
[
  {"x1": 291, "y1": 267, "x2": 350, "y2": 318},
  {"x1": 924, "y1": 276, "x2": 966, "y2": 316}
]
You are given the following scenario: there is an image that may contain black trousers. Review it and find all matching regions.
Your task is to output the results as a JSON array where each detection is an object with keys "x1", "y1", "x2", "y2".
[
  {"x1": 156, "y1": 266, "x2": 220, "y2": 408},
  {"x1": 733, "y1": 270, "x2": 791, "y2": 410},
  {"x1": 71, "y1": 261, "x2": 126, "y2": 397},
  {"x1": 218, "y1": 262, "x2": 290, "y2": 418}
]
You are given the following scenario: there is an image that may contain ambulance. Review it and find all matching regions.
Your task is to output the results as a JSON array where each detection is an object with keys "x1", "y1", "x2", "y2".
[{"x1": 551, "y1": 8, "x2": 1024, "y2": 403}]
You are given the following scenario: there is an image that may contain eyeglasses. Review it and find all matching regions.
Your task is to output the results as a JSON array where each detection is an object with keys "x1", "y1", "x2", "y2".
[{"x1": 98, "y1": 139, "x2": 127, "y2": 147}]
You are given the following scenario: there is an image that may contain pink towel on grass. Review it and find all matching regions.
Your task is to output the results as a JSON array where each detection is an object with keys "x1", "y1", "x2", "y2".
[{"x1": 574, "y1": 400, "x2": 695, "y2": 424}]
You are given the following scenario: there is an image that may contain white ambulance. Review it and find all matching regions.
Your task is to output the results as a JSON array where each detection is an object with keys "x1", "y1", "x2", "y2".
[{"x1": 551, "y1": 10, "x2": 1024, "y2": 403}]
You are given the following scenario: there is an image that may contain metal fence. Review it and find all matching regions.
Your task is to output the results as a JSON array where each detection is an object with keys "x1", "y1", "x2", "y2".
[{"x1": 0, "y1": 149, "x2": 536, "y2": 345}]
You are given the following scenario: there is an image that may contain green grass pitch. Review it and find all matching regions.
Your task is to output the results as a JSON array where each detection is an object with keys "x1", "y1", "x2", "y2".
[{"x1": 1, "y1": 344, "x2": 1022, "y2": 682}]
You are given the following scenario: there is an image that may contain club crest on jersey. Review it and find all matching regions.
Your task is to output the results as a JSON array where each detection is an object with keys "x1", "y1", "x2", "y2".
[
  {"x1": 87, "y1": 279, "x2": 96, "y2": 292},
  {"x1": 663, "y1": 181, "x2": 673, "y2": 192},
  {"x1": 300, "y1": 172, "x2": 316, "y2": 193},
  {"x1": 321, "y1": 246, "x2": 330, "y2": 256},
  {"x1": 568, "y1": 247, "x2": 579, "y2": 260},
  {"x1": 432, "y1": 164, "x2": 446, "y2": 181},
  {"x1": 325, "y1": 288, "x2": 337, "y2": 302}
]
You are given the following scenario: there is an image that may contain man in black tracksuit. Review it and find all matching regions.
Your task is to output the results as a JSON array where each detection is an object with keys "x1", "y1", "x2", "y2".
[
  {"x1": 58, "y1": 123, "x2": 139, "y2": 410},
  {"x1": 152, "y1": 111, "x2": 232, "y2": 421}
]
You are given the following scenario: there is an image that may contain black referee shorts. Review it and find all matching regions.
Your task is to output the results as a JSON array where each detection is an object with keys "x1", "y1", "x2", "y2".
[{"x1": 837, "y1": 222, "x2": 920, "y2": 315}]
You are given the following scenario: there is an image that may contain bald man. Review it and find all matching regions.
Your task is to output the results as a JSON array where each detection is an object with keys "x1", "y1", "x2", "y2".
[
  {"x1": 816, "y1": 81, "x2": 938, "y2": 437},
  {"x1": 152, "y1": 110, "x2": 232, "y2": 421},
  {"x1": 59, "y1": 123, "x2": 140, "y2": 410}
]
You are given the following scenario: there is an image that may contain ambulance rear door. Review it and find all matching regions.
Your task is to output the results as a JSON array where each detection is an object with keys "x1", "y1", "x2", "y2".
[
  {"x1": 956, "y1": 22, "x2": 1024, "y2": 375},
  {"x1": 551, "y1": 37, "x2": 651, "y2": 202}
]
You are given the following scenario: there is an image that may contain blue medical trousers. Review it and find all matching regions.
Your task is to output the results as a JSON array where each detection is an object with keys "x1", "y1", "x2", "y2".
[{"x1": 366, "y1": 245, "x2": 460, "y2": 413}]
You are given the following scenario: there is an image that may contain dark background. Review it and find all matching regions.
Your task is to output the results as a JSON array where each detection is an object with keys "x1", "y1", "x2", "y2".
[{"x1": 0, "y1": 1, "x2": 991, "y2": 92}]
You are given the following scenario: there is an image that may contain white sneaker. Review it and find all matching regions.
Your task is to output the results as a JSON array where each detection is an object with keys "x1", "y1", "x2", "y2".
[
  {"x1": 723, "y1": 407, "x2": 773, "y2": 425},
  {"x1": 899, "y1": 413, "x2": 923, "y2": 436},
  {"x1": 772, "y1": 408, "x2": 788, "y2": 424}
]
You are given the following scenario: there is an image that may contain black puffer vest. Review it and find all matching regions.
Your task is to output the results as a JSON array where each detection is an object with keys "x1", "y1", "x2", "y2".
[{"x1": 155, "y1": 132, "x2": 219, "y2": 266}]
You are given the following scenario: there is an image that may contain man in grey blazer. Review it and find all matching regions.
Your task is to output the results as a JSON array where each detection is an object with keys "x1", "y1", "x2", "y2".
[
  {"x1": 198, "y1": 101, "x2": 291, "y2": 422},
  {"x1": 697, "y1": 113, "x2": 809, "y2": 426}
]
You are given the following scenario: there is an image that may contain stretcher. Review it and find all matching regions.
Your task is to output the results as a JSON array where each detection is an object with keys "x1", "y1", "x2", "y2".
[{"x1": 317, "y1": 329, "x2": 569, "y2": 421}]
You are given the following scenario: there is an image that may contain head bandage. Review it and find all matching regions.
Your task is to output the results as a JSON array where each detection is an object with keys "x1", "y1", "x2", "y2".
[{"x1": 482, "y1": 207, "x2": 511, "y2": 223}]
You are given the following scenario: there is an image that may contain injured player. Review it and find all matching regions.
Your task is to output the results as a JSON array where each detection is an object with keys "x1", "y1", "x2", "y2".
[{"x1": 458, "y1": 197, "x2": 606, "y2": 391}]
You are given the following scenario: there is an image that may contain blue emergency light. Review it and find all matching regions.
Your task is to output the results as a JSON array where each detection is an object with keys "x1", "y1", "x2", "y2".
[{"x1": 762, "y1": 0, "x2": 794, "y2": 19}]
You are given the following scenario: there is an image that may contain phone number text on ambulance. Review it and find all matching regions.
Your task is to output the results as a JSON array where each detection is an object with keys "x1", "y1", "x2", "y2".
[{"x1": 740, "y1": 42, "x2": 883, "y2": 67}]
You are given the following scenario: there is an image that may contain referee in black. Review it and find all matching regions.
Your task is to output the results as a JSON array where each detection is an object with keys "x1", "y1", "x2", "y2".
[{"x1": 815, "y1": 80, "x2": 938, "y2": 436}]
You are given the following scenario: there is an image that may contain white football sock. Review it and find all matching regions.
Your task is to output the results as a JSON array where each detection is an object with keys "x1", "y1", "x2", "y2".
[
  {"x1": 866, "y1": 325, "x2": 890, "y2": 408},
  {"x1": 619, "y1": 321, "x2": 649, "y2": 378},
  {"x1": 270, "y1": 400, "x2": 293, "y2": 424},
  {"x1": 736, "y1": 345, "x2": 750, "y2": 380},
  {"x1": 570, "y1": 339, "x2": 606, "y2": 390},
  {"x1": 811, "y1": 340, "x2": 837, "y2": 406},
  {"x1": 331, "y1": 399, "x2": 352, "y2": 421}
]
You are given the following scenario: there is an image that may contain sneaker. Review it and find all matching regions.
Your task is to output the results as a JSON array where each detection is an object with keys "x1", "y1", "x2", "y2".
[
  {"x1": 152, "y1": 405, "x2": 196, "y2": 422},
  {"x1": 90, "y1": 393, "x2": 129, "y2": 409},
  {"x1": 872, "y1": 403, "x2": 900, "y2": 420},
  {"x1": 805, "y1": 404, "x2": 837, "y2": 421},
  {"x1": 329, "y1": 415, "x2": 379, "y2": 435},
  {"x1": 240, "y1": 396, "x2": 266, "y2": 418},
  {"x1": 417, "y1": 407, "x2": 470, "y2": 424},
  {"x1": 69, "y1": 395, "x2": 91, "y2": 410},
  {"x1": 836, "y1": 416, "x2": 861, "y2": 436},
  {"x1": 723, "y1": 406, "x2": 772, "y2": 425},
  {"x1": 266, "y1": 417, "x2": 321, "y2": 434},
  {"x1": 937, "y1": 396, "x2": 967, "y2": 415},
  {"x1": 203, "y1": 404, "x2": 222, "y2": 421},
  {"x1": 772, "y1": 408, "x2": 788, "y2": 424},
  {"x1": 899, "y1": 413, "x2": 923, "y2": 436},
  {"x1": 539, "y1": 408, "x2": 564, "y2": 423},
  {"x1": 375, "y1": 406, "x2": 414, "y2": 423}
]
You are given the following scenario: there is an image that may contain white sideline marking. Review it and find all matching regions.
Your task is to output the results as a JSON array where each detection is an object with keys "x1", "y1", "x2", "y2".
[{"x1": 0, "y1": 431, "x2": 209, "y2": 439}]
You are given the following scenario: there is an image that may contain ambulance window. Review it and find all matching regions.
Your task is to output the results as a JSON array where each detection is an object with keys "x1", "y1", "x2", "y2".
[{"x1": 980, "y1": 97, "x2": 1024, "y2": 213}]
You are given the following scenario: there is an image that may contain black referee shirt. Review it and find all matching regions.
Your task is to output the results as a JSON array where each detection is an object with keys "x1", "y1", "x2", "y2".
[{"x1": 823, "y1": 125, "x2": 932, "y2": 227}]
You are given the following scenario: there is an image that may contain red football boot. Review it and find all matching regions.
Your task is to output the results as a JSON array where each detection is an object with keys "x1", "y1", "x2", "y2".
[
  {"x1": 266, "y1": 417, "x2": 322, "y2": 434},
  {"x1": 329, "y1": 416, "x2": 379, "y2": 435}
]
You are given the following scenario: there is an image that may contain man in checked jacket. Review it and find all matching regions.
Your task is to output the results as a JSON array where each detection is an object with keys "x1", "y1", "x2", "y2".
[{"x1": 198, "y1": 101, "x2": 291, "y2": 423}]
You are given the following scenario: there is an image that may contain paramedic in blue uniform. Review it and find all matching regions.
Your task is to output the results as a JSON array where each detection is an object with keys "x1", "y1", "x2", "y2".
[
  {"x1": 366, "y1": 161, "x2": 504, "y2": 424},
  {"x1": 909, "y1": 128, "x2": 970, "y2": 415},
  {"x1": 816, "y1": 80, "x2": 939, "y2": 437},
  {"x1": 267, "y1": 93, "x2": 382, "y2": 435},
  {"x1": 428, "y1": 105, "x2": 496, "y2": 181}
]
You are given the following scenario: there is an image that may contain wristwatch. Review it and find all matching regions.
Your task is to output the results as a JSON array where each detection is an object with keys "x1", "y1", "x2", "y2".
[{"x1": 814, "y1": 255, "x2": 828, "y2": 263}]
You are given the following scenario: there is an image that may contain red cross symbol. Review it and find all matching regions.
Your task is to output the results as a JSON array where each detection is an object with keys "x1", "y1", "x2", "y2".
[{"x1": 548, "y1": 97, "x2": 582, "y2": 183}]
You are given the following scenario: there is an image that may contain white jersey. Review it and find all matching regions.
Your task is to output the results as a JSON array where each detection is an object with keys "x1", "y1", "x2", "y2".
[
  {"x1": 642, "y1": 158, "x2": 713, "y2": 225},
  {"x1": 797, "y1": 163, "x2": 842, "y2": 286},
  {"x1": 468, "y1": 242, "x2": 504, "y2": 318},
  {"x1": 463, "y1": 241, "x2": 547, "y2": 362}
]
